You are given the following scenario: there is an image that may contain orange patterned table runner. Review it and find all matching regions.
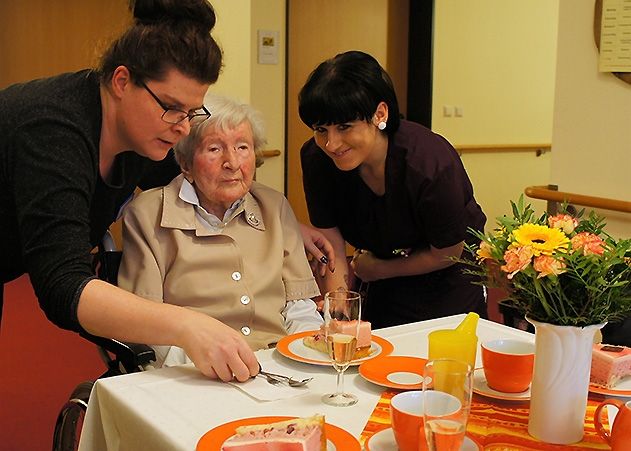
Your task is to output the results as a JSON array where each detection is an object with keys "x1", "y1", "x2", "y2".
[{"x1": 359, "y1": 390, "x2": 610, "y2": 450}]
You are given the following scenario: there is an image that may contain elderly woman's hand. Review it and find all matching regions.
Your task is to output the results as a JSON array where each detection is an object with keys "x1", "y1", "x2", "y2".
[
  {"x1": 179, "y1": 310, "x2": 260, "y2": 382},
  {"x1": 299, "y1": 223, "x2": 336, "y2": 277}
]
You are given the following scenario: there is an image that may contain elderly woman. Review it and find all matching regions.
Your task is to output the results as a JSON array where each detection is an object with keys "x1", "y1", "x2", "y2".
[{"x1": 117, "y1": 94, "x2": 323, "y2": 367}]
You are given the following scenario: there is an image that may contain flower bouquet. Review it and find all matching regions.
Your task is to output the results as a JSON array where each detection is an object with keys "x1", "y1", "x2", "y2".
[
  {"x1": 459, "y1": 196, "x2": 631, "y2": 444},
  {"x1": 461, "y1": 196, "x2": 631, "y2": 327}
]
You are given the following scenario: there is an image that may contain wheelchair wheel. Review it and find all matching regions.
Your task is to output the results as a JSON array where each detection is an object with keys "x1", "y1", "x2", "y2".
[{"x1": 52, "y1": 381, "x2": 94, "y2": 451}]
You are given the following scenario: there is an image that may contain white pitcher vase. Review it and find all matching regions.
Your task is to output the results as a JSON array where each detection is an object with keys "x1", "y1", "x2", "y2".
[{"x1": 526, "y1": 318, "x2": 605, "y2": 444}]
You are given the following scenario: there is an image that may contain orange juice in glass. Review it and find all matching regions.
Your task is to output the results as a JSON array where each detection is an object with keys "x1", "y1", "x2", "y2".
[{"x1": 426, "y1": 420, "x2": 466, "y2": 450}]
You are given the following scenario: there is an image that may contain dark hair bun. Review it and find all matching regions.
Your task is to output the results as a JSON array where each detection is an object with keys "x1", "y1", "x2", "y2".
[{"x1": 131, "y1": 0, "x2": 216, "y2": 31}]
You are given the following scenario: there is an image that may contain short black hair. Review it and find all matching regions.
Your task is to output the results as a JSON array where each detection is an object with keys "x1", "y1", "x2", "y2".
[{"x1": 298, "y1": 50, "x2": 400, "y2": 136}]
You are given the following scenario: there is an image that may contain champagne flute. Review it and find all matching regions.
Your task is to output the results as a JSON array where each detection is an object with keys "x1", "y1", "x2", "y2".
[
  {"x1": 321, "y1": 289, "x2": 362, "y2": 407},
  {"x1": 422, "y1": 359, "x2": 473, "y2": 451}
]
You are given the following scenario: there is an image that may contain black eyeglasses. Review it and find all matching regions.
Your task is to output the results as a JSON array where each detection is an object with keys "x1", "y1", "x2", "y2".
[{"x1": 140, "y1": 81, "x2": 211, "y2": 125}]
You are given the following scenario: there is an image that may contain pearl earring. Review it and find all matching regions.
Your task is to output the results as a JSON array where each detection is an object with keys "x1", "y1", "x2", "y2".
[{"x1": 377, "y1": 121, "x2": 387, "y2": 131}]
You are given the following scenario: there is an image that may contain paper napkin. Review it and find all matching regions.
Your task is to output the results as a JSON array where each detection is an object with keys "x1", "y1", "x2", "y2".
[{"x1": 228, "y1": 362, "x2": 312, "y2": 402}]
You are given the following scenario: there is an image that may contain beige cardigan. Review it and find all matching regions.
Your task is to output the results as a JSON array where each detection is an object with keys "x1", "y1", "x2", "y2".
[{"x1": 118, "y1": 174, "x2": 320, "y2": 355}]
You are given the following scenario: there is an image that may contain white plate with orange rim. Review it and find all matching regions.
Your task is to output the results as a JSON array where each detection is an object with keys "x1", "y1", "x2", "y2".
[
  {"x1": 589, "y1": 377, "x2": 631, "y2": 398},
  {"x1": 196, "y1": 416, "x2": 360, "y2": 451},
  {"x1": 364, "y1": 427, "x2": 482, "y2": 451},
  {"x1": 358, "y1": 355, "x2": 427, "y2": 390},
  {"x1": 472, "y1": 368, "x2": 530, "y2": 402},
  {"x1": 275, "y1": 330, "x2": 394, "y2": 366}
]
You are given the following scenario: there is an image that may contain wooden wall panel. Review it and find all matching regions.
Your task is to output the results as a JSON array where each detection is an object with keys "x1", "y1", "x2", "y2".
[{"x1": 0, "y1": 0, "x2": 130, "y2": 88}]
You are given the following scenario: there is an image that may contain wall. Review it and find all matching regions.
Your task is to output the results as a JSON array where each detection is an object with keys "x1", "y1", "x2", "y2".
[
  {"x1": 250, "y1": 0, "x2": 286, "y2": 192},
  {"x1": 551, "y1": 0, "x2": 631, "y2": 238},
  {"x1": 210, "y1": 0, "x2": 285, "y2": 192},
  {"x1": 432, "y1": 0, "x2": 559, "y2": 228},
  {"x1": 214, "y1": 1, "x2": 630, "y2": 239},
  {"x1": 211, "y1": 0, "x2": 252, "y2": 98}
]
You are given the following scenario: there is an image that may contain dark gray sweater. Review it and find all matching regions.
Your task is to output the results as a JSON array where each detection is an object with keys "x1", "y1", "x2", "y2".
[{"x1": 0, "y1": 70, "x2": 179, "y2": 332}]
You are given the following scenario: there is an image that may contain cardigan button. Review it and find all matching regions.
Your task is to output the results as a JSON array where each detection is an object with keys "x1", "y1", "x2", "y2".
[
  {"x1": 240, "y1": 326, "x2": 251, "y2": 336},
  {"x1": 231, "y1": 271, "x2": 242, "y2": 281},
  {"x1": 240, "y1": 295, "x2": 250, "y2": 305}
]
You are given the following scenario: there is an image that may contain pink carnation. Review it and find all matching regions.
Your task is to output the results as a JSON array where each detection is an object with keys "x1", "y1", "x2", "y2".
[
  {"x1": 548, "y1": 214, "x2": 578, "y2": 235},
  {"x1": 533, "y1": 255, "x2": 566, "y2": 278},
  {"x1": 571, "y1": 232, "x2": 605, "y2": 256},
  {"x1": 501, "y1": 245, "x2": 534, "y2": 279}
]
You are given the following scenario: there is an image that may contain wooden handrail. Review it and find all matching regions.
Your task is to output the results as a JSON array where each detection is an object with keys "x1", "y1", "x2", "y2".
[
  {"x1": 261, "y1": 149, "x2": 281, "y2": 158},
  {"x1": 525, "y1": 185, "x2": 631, "y2": 214},
  {"x1": 261, "y1": 146, "x2": 550, "y2": 157},
  {"x1": 455, "y1": 144, "x2": 551, "y2": 155}
]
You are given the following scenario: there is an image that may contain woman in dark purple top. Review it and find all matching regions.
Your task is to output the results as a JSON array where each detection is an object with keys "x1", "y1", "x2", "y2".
[{"x1": 299, "y1": 51, "x2": 487, "y2": 328}]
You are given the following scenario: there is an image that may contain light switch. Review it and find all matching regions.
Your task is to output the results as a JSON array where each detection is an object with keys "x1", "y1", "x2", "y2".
[
  {"x1": 443, "y1": 105, "x2": 453, "y2": 117},
  {"x1": 257, "y1": 30, "x2": 279, "y2": 65},
  {"x1": 455, "y1": 106, "x2": 464, "y2": 117}
]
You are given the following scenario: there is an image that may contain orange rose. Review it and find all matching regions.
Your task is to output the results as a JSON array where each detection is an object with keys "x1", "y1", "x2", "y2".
[
  {"x1": 533, "y1": 255, "x2": 566, "y2": 278},
  {"x1": 501, "y1": 245, "x2": 534, "y2": 279},
  {"x1": 571, "y1": 232, "x2": 605, "y2": 256},
  {"x1": 548, "y1": 214, "x2": 578, "y2": 235}
]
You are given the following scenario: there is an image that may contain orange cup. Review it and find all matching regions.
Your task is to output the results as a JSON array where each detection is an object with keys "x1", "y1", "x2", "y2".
[
  {"x1": 481, "y1": 339, "x2": 535, "y2": 393},
  {"x1": 391, "y1": 391, "x2": 425, "y2": 451},
  {"x1": 390, "y1": 390, "x2": 461, "y2": 451},
  {"x1": 594, "y1": 399, "x2": 631, "y2": 450}
]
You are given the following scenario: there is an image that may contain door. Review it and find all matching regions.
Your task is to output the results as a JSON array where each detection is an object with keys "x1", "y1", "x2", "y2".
[
  {"x1": 286, "y1": 0, "x2": 409, "y2": 226},
  {"x1": 0, "y1": 0, "x2": 129, "y2": 88}
]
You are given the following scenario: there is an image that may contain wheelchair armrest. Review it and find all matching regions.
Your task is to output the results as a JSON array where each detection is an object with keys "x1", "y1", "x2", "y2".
[
  {"x1": 83, "y1": 232, "x2": 156, "y2": 373},
  {"x1": 80, "y1": 332, "x2": 156, "y2": 373}
]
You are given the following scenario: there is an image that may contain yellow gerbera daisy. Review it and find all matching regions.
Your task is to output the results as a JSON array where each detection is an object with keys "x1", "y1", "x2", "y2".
[{"x1": 512, "y1": 223, "x2": 569, "y2": 256}]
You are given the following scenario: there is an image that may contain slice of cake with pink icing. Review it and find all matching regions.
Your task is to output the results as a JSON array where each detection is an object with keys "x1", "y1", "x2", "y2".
[
  {"x1": 302, "y1": 320, "x2": 373, "y2": 359},
  {"x1": 590, "y1": 344, "x2": 631, "y2": 389},
  {"x1": 221, "y1": 415, "x2": 326, "y2": 451}
]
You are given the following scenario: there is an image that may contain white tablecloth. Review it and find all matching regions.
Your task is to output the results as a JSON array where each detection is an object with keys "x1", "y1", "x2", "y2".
[{"x1": 78, "y1": 315, "x2": 534, "y2": 451}]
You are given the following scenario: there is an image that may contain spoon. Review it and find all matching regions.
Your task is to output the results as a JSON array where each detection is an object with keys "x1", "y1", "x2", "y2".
[{"x1": 257, "y1": 364, "x2": 313, "y2": 387}]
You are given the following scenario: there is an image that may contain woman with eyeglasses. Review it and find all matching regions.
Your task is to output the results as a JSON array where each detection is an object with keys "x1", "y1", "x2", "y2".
[{"x1": 0, "y1": 0, "x2": 332, "y2": 382}]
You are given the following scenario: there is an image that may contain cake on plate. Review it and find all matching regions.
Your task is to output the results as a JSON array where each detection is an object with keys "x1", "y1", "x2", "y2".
[
  {"x1": 590, "y1": 343, "x2": 631, "y2": 389},
  {"x1": 221, "y1": 414, "x2": 326, "y2": 451},
  {"x1": 302, "y1": 320, "x2": 373, "y2": 360}
]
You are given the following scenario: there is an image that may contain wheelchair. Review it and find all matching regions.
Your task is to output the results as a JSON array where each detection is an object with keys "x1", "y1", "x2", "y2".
[{"x1": 52, "y1": 231, "x2": 156, "y2": 451}]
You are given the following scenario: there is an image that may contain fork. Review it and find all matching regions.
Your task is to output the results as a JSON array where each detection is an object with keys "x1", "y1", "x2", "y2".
[{"x1": 257, "y1": 364, "x2": 313, "y2": 387}]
